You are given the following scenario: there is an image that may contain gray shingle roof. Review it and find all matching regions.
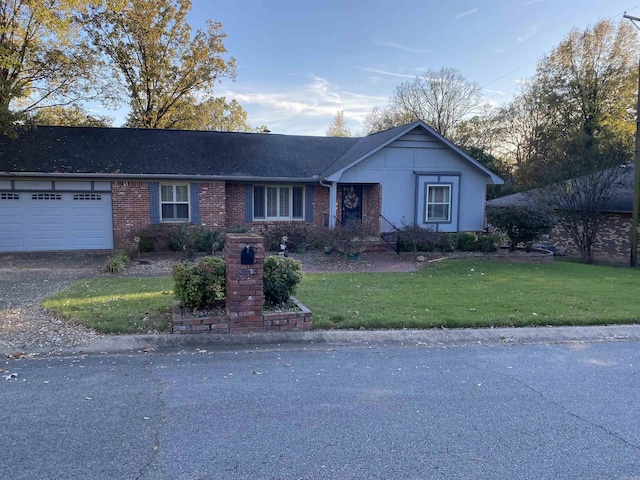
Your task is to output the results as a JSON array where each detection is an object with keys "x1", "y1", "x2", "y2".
[
  {"x1": 488, "y1": 165, "x2": 636, "y2": 213},
  {"x1": 0, "y1": 122, "x2": 503, "y2": 184},
  {"x1": 0, "y1": 126, "x2": 359, "y2": 179}
]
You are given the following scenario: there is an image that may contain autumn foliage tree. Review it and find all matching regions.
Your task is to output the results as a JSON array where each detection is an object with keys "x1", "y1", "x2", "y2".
[
  {"x1": 0, "y1": 0, "x2": 109, "y2": 135},
  {"x1": 83, "y1": 0, "x2": 237, "y2": 129}
]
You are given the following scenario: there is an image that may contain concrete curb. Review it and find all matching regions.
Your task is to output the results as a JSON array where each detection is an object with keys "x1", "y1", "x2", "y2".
[{"x1": 12, "y1": 324, "x2": 640, "y2": 357}]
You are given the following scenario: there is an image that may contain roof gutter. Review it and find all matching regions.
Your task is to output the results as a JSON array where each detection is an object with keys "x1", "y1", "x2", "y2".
[{"x1": 0, "y1": 171, "x2": 320, "y2": 183}]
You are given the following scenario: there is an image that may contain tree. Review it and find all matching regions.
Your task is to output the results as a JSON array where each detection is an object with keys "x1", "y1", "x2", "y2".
[
  {"x1": 389, "y1": 67, "x2": 483, "y2": 138},
  {"x1": 538, "y1": 158, "x2": 630, "y2": 264},
  {"x1": 521, "y1": 19, "x2": 638, "y2": 263},
  {"x1": 326, "y1": 110, "x2": 351, "y2": 137},
  {"x1": 0, "y1": 0, "x2": 108, "y2": 136},
  {"x1": 139, "y1": 97, "x2": 253, "y2": 132},
  {"x1": 30, "y1": 105, "x2": 112, "y2": 127},
  {"x1": 362, "y1": 106, "x2": 412, "y2": 135},
  {"x1": 83, "y1": 0, "x2": 236, "y2": 129}
]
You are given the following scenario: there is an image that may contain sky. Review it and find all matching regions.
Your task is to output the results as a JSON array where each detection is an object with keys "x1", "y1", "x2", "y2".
[{"x1": 101, "y1": 0, "x2": 640, "y2": 136}]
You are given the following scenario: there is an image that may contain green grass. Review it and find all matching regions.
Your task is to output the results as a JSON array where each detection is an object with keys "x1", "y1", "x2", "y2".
[
  {"x1": 43, "y1": 277, "x2": 175, "y2": 334},
  {"x1": 43, "y1": 259, "x2": 640, "y2": 333},
  {"x1": 296, "y1": 259, "x2": 640, "y2": 329}
]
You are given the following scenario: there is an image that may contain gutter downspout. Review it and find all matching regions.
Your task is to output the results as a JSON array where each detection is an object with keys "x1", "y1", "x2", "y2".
[{"x1": 315, "y1": 176, "x2": 337, "y2": 228}]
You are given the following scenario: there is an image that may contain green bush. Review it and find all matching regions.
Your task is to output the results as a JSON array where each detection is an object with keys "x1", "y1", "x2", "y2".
[
  {"x1": 261, "y1": 223, "x2": 310, "y2": 252},
  {"x1": 173, "y1": 256, "x2": 226, "y2": 309},
  {"x1": 191, "y1": 226, "x2": 225, "y2": 253},
  {"x1": 487, "y1": 205, "x2": 555, "y2": 252},
  {"x1": 457, "y1": 232, "x2": 479, "y2": 252},
  {"x1": 103, "y1": 250, "x2": 131, "y2": 273},
  {"x1": 263, "y1": 255, "x2": 303, "y2": 306},
  {"x1": 478, "y1": 233, "x2": 499, "y2": 253},
  {"x1": 440, "y1": 233, "x2": 458, "y2": 252},
  {"x1": 134, "y1": 224, "x2": 225, "y2": 253},
  {"x1": 397, "y1": 225, "x2": 439, "y2": 252}
]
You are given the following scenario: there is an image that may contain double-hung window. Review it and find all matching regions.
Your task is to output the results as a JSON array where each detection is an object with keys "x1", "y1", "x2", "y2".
[
  {"x1": 253, "y1": 186, "x2": 304, "y2": 220},
  {"x1": 425, "y1": 184, "x2": 451, "y2": 223},
  {"x1": 161, "y1": 184, "x2": 190, "y2": 222}
]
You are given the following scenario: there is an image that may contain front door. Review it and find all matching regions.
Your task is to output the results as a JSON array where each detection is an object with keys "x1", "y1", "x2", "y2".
[{"x1": 341, "y1": 185, "x2": 363, "y2": 225}]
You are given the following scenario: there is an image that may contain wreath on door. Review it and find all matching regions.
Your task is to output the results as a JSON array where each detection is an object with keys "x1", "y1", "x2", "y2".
[{"x1": 343, "y1": 186, "x2": 360, "y2": 209}]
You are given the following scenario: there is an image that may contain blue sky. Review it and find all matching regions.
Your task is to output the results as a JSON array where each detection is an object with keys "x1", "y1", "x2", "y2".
[{"x1": 104, "y1": 0, "x2": 640, "y2": 135}]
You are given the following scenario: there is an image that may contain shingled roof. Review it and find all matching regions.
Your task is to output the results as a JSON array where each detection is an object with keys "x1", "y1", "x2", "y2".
[
  {"x1": 0, "y1": 121, "x2": 502, "y2": 183},
  {"x1": 0, "y1": 126, "x2": 359, "y2": 179},
  {"x1": 488, "y1": 165, "x2": 635, "y2": 213}
]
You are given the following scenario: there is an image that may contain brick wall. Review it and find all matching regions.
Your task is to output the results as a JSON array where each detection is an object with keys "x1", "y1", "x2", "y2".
[
  {"x1": 112, "y1": 181, "x2": 151, "y2": 248},
  {"x1": 199, "y1": 182, "x2": 226, "y2": 228},
  {"x1": 547, "y1": 212, "x2": 637, "y2": 263},
  {"x1": 362, "y1": 184, "x2": 382, "y2": 229}
]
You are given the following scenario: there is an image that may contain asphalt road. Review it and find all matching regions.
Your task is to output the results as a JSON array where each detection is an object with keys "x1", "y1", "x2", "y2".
[{"x1": 2, "y1": 341, "x2": 639, "y2": 480}]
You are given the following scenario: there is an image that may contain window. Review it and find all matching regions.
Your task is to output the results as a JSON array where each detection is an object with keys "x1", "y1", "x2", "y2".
[
  {"x1": 425, "y1": 184, "x2": 451, "y2": 222},
  {"x1": 32, "y1": 193, "x2": 62, "y2": 200},
  {"x1": 0, "y1": 193, "x2": 19, "y2": 200},
  {"x1": 160, "y1": 184, "x2": 190, "y2": 222},
  {"x1": 253, "y1": 186, "x2": 304, "y2": 220},
  {"x1": 73, "y1": 194, "x2": 102, "y2": 201}
]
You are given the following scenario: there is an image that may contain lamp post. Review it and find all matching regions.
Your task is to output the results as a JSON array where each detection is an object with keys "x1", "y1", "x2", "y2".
[{"x1": 624, "y1": 13, "x2": 640, "y2": 267}]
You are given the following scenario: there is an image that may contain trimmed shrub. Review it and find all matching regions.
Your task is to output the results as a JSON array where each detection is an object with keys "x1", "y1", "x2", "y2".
[
  {"x1": 261, "y1": 223, "x2": 310, "y2": 252},
  {"x1": 397, "y1": 225, "x2": 439, "y2": 252},
  {"x1": 440, "y1": 233, "x2": 458, "y2": 252},
  {"x1": 487, "y1": 205, "x2": 555, "y2": 252},
  {"x1": 457, "y1": 232, "x2": 480, "y2": 252},
  {"x1": 478, "y1": 233, "x2": 500, "y2": 253},
  {"x1": 134, "y1": 224, "x2": 225, "y2": 253},
  {"x1": 173, "y1": 256, "x2": 226, "y2": 309},
  {"x1": 263, "y1": 255, "x2": 303, "y2": 306}
]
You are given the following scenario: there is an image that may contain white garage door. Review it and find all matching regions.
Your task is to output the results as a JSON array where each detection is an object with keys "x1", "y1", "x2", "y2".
[{"x1": 0, "y1": 190, "x2": 113, "y2": 252}]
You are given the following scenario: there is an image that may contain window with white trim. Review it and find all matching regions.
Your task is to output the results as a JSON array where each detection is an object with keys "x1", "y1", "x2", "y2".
[
  {"x1": 425, "y1": 184, "x2": 451, "y2": 222},
  {"x1": 253, "y1": 186, "x2": 304, "y2": 220},
  {"x1": 160, "y1": 184, "x2": 190, "y2": 222}
]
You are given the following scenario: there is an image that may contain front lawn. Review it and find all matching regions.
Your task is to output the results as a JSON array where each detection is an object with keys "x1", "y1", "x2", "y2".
[
  {"x1": 43, "y1": 259, "x2": 640, "y2": 333},
  {"x1": 297, "y1": 259, "x2": 640, "y2": 329},
  {"x1": 43, "y1": 277, "x2": 175, "y2": 334}
]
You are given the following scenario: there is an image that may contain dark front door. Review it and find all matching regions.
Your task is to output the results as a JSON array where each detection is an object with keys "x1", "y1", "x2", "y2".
[{"x1": 341, "y1": 185, "x2": 363, "y2": 224}]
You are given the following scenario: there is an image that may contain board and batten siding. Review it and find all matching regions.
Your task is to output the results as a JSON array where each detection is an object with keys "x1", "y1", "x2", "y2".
[{"x1": 335, "y1": 129, "x2": 490, "y2": 232}]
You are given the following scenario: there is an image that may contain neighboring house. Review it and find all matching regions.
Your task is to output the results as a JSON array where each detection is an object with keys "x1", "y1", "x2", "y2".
[
  {"x1": 487, "y1": 165, "x2": 635, "y2": 262},
  {"x1": 0, "y1": 120, "x2": 502, "y2": 253}
]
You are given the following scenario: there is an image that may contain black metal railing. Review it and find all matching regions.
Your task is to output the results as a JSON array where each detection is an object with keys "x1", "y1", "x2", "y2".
[{"x1": 379, "y1": 215, "x2": 400, "y2": 255}]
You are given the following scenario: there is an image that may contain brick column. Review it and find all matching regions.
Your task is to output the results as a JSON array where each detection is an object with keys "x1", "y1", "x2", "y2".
[{"x1": 224, "y1": 233, "x2": 264, "y2": 333}]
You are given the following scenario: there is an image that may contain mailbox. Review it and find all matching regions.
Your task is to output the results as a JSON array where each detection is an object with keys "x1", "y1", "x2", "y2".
[{"x1": 241, "y1": 245, "x2": 255, "y2": 265}]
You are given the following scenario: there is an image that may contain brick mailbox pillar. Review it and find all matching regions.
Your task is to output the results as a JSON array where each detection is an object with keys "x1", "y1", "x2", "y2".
[{"x1": 224, "y1": 233, "x2": 265, "y2": 333}]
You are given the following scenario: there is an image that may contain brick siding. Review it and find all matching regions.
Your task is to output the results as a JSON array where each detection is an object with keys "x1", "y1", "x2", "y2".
[
  {"x1": 547, "y1": 212, "x2": 638, "y2": 263},
  {"x1": 112, "y1": 181, "x2": 151, "y2": 248}
]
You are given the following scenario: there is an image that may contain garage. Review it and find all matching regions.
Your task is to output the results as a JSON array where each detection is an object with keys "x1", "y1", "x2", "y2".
[{"x1": 0, "y1": 180, "x2": 113, "y2": 252}]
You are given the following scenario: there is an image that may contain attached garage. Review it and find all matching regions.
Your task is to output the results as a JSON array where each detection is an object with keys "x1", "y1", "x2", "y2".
[{"x1": 0, "y1": 180, "x2": 113, "y2": 252}]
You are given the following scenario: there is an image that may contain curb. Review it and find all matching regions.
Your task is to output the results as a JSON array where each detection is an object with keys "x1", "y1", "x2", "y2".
[{"x1": 10, "y1": 324, "x2": 640, "y2": 357}]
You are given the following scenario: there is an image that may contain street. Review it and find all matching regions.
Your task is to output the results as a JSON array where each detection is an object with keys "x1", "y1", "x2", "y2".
[{"x1": 2, "y1": 341, "x2": 639, "y2": 479}]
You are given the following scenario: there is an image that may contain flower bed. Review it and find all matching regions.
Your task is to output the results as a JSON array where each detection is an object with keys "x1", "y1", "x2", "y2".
[{"x1": 172, "y1": 297, "x2": 312, "y2": 334}]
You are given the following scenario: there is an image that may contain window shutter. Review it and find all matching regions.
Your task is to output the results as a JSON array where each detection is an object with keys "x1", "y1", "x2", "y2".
[
  {"x1": 149, "y1": 182, "x2": 160, "y2": 224},
  {"x1": 305, "y1": 186, "x2": 314, "y2": 223},
  {"x1": 190, "y1": 182, "x2": 200, "y2": 224},
  {"x1": 245, "y1": 185, "x2": 253, "y2": 222}
]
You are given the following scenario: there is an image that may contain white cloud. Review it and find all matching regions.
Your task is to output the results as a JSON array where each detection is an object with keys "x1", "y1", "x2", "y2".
[
  {"x1": 359, "y1": 67, "x2": 418, "y2": 79},
  {"x1": 220, "y1": 75, "x2": 391, "y2": 135},
  {"x1": 455, "y1": 8, "x2": 478, "y2": 19},
  {"x1": 374, "y1": 40, "x2": 430, "y2": 54},
  {"x1": 517, "y1": 24, "x2": 539, "y2": 43}
]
